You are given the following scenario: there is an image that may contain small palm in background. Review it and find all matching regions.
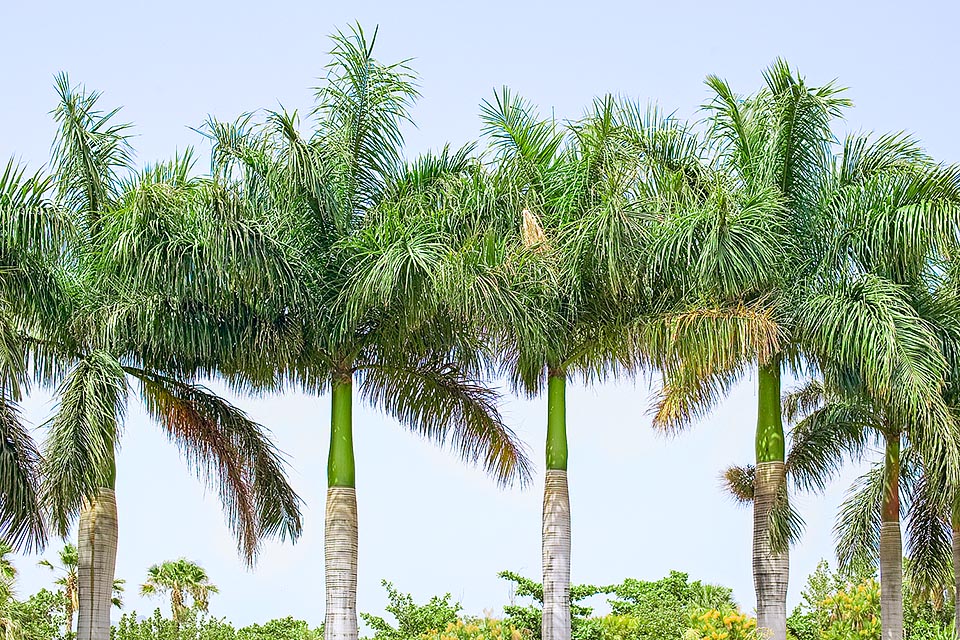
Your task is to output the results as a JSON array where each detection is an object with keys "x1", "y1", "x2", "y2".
[
  {"x1": 139, "y1": 559, "x2": 217, "y2": 628},
  {"x1": 39, "y1": 543, "x2": 124, "y2": 637}
]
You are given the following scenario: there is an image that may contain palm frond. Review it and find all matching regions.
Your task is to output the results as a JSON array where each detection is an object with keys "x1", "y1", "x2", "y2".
[
  {"x1": 0, "y1": 397, "x2": 45, "y2": 551},
  {"x1": 42, "y1": 351, "x2": 127, "y2": 535},
  {"x1": 835, "y1": 462, "x2": 886, "y2": 569},
  {"x1": 359, "y1": 356, "x2": 533, "y2": 487},
  {"x1": 129, "y1": 367, "x2": 303, "y2": 564}
]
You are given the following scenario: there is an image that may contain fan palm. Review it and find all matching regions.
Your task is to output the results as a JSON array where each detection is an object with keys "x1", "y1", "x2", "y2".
[
  {"x1": 35, "y1": 75, "x2": 304, "y2": 640},
  {"x1": 194, "y1": 26, "x2": 532, "y2": 640},
  {"x1": 646, "y1": 61, "x2": 960, "y2": 640},
  {"x1": 140, "y1": 559, "x2": 218, "y2": 627}
]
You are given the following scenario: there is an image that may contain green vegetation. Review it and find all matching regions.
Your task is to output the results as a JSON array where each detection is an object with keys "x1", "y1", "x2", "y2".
[{"x1": 3, "y1": 19, "x2": 960, "y2": 640}]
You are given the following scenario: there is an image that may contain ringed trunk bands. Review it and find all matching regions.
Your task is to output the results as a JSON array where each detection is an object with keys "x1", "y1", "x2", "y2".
[
  {"x1": 753, "y1": 461, "x2": 788, "y2": 640},
  {"x1": 543, "y1": 372, "x2": 570, "y2": 640},
  {"x1": 325, "y1": 487, "x2": 358, "y2": 640},
  {"x1": 76, "y1": 488, "x2": 118, "y2": 640},
  {"x1": 880, "y1": 436, "x2": 902, "y2": 640}
]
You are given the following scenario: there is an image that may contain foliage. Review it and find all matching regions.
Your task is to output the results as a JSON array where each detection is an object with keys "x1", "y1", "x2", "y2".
[
  {"x1": 361, "y1": 580, "x2": 461, "y2": 640},
  {"x1": 13, "y1": 588, "x2": 66, "y2": 640},
  {"x1": 421, "y1": 618, "x2": 528, "y2": 640},
  {"x1": 112, "y1": 609, "x2": 236, "y2": 640},
  {"x1": 607, "y1": 571, "x2": 737, "y2": 640},
  {"x1": 141, "y1": 559, "x2": 218, "y2": 625},
  {"x1": 684, "y1": 608, "x2": 759, "y2": 640},
  {"x1": 235, "y1": 617, "x2": 322, "y2": 640},
  {"x1": 498, "y1": 571, "x2": 612, "y2": 640}
]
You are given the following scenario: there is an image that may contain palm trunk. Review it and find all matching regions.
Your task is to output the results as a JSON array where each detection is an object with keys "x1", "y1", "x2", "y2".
[
  {"x1": 880, "y1": 434, "x2": 903, "y2": 640},
  {"x1": 325, "y1": 374, "x2": 358, "y2": 640},
  {"x1": 76, "y1": 488, "x2": 118, "y2": 640},
  {"x1": 543, "y1": 372, "x2": 570, "y2": 640},
  {"x1": 953, "y1": 509, "x2": 960, "y2": 640},
  {"x1": 753, "y1": 360, "x2": 788, "y2": 640}
]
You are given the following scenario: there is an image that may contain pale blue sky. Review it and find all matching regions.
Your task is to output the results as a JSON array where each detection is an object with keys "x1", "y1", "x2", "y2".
[{"x1": 2, "y1": 0, "x2": 959, "y2": 629}]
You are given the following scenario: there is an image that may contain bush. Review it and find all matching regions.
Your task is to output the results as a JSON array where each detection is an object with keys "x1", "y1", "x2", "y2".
[
  {"x1": 237, "y1": 617, "x2": 322, "y2": 640},
  {"x1": 112, "y1": 609, "x2": 236, "y2": 640},
  {"x1": 684, "y1": 608, "x2": 759, "y2": 640},
  {"x1": 361, "y1": 580, "x2": 461, "y2": 640},
  {"x1": 422, "y1": 617, "x2": 528, "y2": 640}
]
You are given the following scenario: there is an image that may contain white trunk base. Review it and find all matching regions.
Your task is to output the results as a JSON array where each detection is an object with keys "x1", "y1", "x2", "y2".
[
  {"x1": 880, "y1": 521, "x2": 903, "y2": 640},
  {"x1": 77, "y1": 489, "x2": 118, "y2": 640},
  {"x1": 325, "y1": 487, "x2": 358, "y2": 640},
  {"x1": 753, "y1": 461, "x2": 788, "y2": 640},
  {"x1": 542, "y1": 470, "x2": 571, "y2": 640}
]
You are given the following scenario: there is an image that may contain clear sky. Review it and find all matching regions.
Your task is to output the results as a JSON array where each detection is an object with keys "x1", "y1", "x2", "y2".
[{"x1": 2, "y1": 0, "x2": 959, "y2": 629}]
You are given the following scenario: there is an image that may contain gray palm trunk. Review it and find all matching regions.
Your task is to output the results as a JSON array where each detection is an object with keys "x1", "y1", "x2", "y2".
[
  {"x1": 542, "y1": 470, "x2": 571, "y2": 640},
  {"x1": 753, "y1": 461, "x2": 788, "y2": 640},
  {"x1": 325, "y1": 487, "x2": 358, "y2": 640},
  {"x1": 879, "y1": 521, "x2": 903, "y2": 640},
  {"x1": 879, "y1": 435, "x2": 902, "y2": 640},
  {"x1": 76, "y1": 489, "x2": 118, "y2": 640}
]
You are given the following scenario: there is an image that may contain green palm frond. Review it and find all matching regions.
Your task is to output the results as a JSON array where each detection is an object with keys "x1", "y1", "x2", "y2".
[
  {"x1": 51, "y1": 73, "x2": 133, "y2": 220},
  {"x1": 314, "y1": 23, "x2": 419, "y2": 224},
  {"x1": 835, "y1": 462, "x2": 886, "y2": 570},
  {"x1": 903, "y1": 467, "x2": 952, "y2": 601},
  {"x1": 359, "y1": 356, "x2": 533, "y2": 488},
  {"x1": 129, "y1": 367, "x2": 303, "y2": 564},
  {"x1": 0, "y1": 397, "x2": 46, "y2": 551},
  {"x1": 769, "y1": 479, "x2": 806, "y2": 553},
  {"x1": 42, "y1": 351, "x2": 127, "y2": 535},
  {"x1": 786, "y1": 398, "x2": 877, "y2": 493},
  {"x1": 837, "y1": 131, "x2": 930, "y2": 187}
]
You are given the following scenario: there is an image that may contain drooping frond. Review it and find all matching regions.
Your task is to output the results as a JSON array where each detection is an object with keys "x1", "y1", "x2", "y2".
[
  {"x1": 651, "y1": 365, "x2": 743, "y2": 434},
  {"x1": 359, "y1": 356, "x2": 533, "y2": 488},
  {"x1": 786, "y1": 397, "x2": 877, "y2": 493},
  {"x1": 129, "y1": 367, "x2": 303, "y2": 564},
  {"x1": 782, "y1": 379, "x2": 826, "y2": 424},
  {"x1": 769, "y1": 480, "x2": 806, "y2": 553},
  {"x1": 837, "y1": 131, "x2": 930, "y2": 188},
  {"x1": 903, "y1": 467, "x2": 952, "y2": 601},
  {"x1": 0, "y1": 397, "x2": 46, "y2": 551},
  {"x1": 796, "y1": 275, "x2": 954, "y2": 471},
  {"x1": 42, "y1": 351, "x2": 127, "y2": 535},
  {"x1": 835, "y1": 462, "x2": 886, "y2": 569}
]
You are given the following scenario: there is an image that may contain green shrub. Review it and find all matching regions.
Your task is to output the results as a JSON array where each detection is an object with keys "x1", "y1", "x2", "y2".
[
  {"x1": 361, "y1": 580, "x2": 461, "y2": 640},
  {"x1": 112, "y1": 609, "x2": 236, "y2": 640}
]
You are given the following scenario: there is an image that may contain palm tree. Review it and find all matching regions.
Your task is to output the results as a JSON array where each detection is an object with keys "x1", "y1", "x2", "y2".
[
  {"x1": 645, "y1": 62, "x2": 960, "y2": 640},
  {"x1": 193, "y1": 27, "x2": 532, "y2": 640},
  {"x1": 140, "y1": 559, "x2": 218, "y2": 627},
  {"x1": 37, "y1": 75, "x2": 304, "y2": 640},
  {"x1": 470, "y1": 91, "x2": 657, "y2": 640}
]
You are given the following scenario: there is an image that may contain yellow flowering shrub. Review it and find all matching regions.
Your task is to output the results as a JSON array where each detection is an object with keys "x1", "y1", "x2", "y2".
[
  {"x1": 819, "y1": 579, "x2": 880, "y2": 640},
  {"x1": 421, "y1": 617, "x2": 531, "y2": 640},
  {"x1": 684, "y1": 608, "x2": 760, "y2": 640}
]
